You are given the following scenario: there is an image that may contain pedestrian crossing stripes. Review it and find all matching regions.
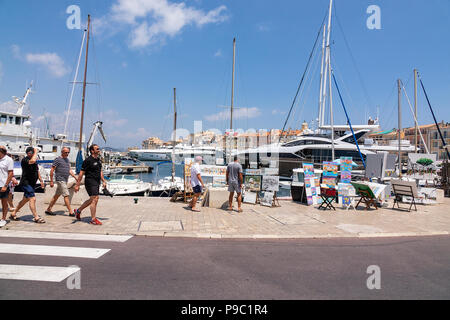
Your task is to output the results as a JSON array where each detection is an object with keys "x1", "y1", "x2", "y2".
[
  {"x1": 0, "y1": 230, "x2": 128, "y2": 283},
  {"x1": 0, "y1": 243, "x2": 110, "y2": 259},
  {"x1": 0, "y1": 265, "x2": 80, "y2": 282},
  {"x1": 0, "y1": 230, "x2": 133, "y2": 242}
]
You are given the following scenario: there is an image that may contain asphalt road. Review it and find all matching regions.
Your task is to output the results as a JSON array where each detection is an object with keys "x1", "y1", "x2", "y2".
[{"x1": 1, "y1": 235, "x2": 449, "y2": 300}]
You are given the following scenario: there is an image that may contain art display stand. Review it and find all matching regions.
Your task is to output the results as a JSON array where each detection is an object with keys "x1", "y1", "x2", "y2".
[{"x1": 271, "y1": 191, "x2": 281, "y2": 207}]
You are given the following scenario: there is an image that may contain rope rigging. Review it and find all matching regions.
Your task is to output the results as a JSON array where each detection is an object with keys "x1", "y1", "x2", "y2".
[{"x1": 278, "y1": 12, "x2": 328, "y2": 143}]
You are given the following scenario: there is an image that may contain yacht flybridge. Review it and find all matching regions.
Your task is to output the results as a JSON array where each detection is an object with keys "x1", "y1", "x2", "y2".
[{"x1": 0, "y1": 82, "x2": 80, "y2": 163}]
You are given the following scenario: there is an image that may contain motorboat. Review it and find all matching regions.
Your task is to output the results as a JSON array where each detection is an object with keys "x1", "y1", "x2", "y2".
[
  {"x1": 148, "y1": 176, "x2": 184, "y2": 197},
  {"x1": 103, "y1": 175, "x2": 151, "y2": 196}
]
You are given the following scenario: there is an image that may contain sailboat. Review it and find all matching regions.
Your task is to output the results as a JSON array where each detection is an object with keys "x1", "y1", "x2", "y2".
[
  {"x1": 236, "y1": 0, "x2": 395, "y2": 177},
  {"x1": 148, "y1": 88, "x2": 185, "y2": 197}
]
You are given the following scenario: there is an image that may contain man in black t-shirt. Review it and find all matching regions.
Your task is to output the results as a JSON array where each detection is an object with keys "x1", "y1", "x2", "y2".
[
  {"x1": 11, "y1": 147, "x2": 46, "y2": 223},
  {"x1": 74, "y1": 144, "x2": 107, "y2": 225}
]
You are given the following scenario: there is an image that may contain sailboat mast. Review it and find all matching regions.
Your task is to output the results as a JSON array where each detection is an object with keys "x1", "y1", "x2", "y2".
[
  {"x1": 230, "y1": 38, "x2": 236, "y2": 131},
  {"x1": 320, "y1": 0, "x2": 333, "y2": 129},
  {"x1": 318, "y1": 25, "x2": 326, "y2": 129},
  {"x1": 79, "y1": 14, "x2": 91, "y2": 152},
  {"x1": 328, "y1": 57, "x2": 335, "y2": 161},
  {"x1": 414, "y1": 69, "x2": 418, "y2": 153},
  {"x1": 172, "y1": 88, "x2": 177, "y2": 183}
]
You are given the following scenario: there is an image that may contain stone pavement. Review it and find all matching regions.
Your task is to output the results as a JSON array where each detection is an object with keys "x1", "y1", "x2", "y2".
[{"x1": 1, "y1": 193, "x2": 450, "y2": 239}]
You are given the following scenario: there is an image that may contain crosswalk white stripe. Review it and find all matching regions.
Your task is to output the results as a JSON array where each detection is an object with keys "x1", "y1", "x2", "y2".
[
  {"x1": 0, "y1": 243, "x2": 110, "y2": 259},
  {"x1": 0, "y1": 264, "x2": 80, "y2": 282},
  {"x1": 0, "y1": 230, "x2": 132, "y2": 242}
]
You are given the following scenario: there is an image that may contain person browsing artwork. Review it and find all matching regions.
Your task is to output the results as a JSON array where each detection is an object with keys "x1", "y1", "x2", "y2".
[
  {"x1": 189, "y1": 156, "x2": 204, "y2": 212},
  {"x1": 226, "y1": 156, "x2": 244, "y2": 213},
  {"x1": 74, "y1": 144, "x2": 107, "y2": 225}
]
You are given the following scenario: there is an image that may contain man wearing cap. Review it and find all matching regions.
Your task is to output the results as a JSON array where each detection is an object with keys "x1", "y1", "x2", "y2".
[
  {"x1": 11, "y1": 147, "x2": 46, "y2": 223},
  {"x1": 0, "y1": 146, "x2": 14, "y2": 227},
  {"x1": 189, "y1": 156, "x2": 204, "y2": 212}
]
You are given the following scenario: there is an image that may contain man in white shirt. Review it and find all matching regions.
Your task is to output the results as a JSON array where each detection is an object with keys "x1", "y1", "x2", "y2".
[
  {"x1": 189, "y1": 156, "x2": 204, "y2": 212},
  {"x1": 0, "y1": 146, "x2": 14, "y2": 227}
]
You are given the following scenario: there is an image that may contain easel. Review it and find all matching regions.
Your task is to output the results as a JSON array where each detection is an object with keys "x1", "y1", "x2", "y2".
[{"x1": 272, "y1": 191, "x2": 281, "y2": 207}]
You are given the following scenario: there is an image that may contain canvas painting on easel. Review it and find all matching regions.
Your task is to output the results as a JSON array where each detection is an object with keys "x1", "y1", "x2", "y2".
[
  {"x1": 262, "y1": 175, "x2": 279, "y2": 192},
  {"x1": 243, "y1": 191, "x2": 257, "y2": 204},
  {"x1": 260, "y1": 191, "x2": 274, "y2": 207}
]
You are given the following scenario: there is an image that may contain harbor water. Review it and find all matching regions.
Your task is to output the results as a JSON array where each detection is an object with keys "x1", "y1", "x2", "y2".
[{"x1": 110, "y1": 161, "x2": 291, "y2": 198}]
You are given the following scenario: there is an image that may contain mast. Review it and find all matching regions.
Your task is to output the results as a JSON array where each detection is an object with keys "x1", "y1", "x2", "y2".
[
  {"x1": 398, "y1": 79, "x2": 402, "y2": 178},
  {"x1": 64, "y1": 30, "x2": 86, "y2": 145},
  {"x1": 79, "y1": 14, "x2": 91, "y2": 153},
  {"x1": 414, "y1": 69, "x2": 418, "y2": 153},
  {"x1": 172, "y1": 88, "x2": 177, "y2": 183},
  {"x1": 318, "y1": 25, "x2": 326, "y2": 129},
  {"x1": 320, "y1": 0, "x2": 333, "y2": 129},
  {"x1": 231, "y1": 37, "x2": 236, "y2": 131},
  {"x1": 328, "y1": 57, "x2": 335, "y2": 161}
]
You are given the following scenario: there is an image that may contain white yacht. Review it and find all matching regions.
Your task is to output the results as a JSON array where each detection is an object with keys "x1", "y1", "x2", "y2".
[
  {"x1": 237, "y1": 128, "x2": 417, "y2": 177},
  {"x1": 0, "y1": 83, "x2": 81, "y2": 163},
  {"x1": 129, "y1": 145, "x2": 223, "y2": 165},
  {"x1": 128, "y1": 147, "x2": 173, "y2": 161},
  {"x1": 104, "y1": 175, "x2": 151, "y2": 196}
]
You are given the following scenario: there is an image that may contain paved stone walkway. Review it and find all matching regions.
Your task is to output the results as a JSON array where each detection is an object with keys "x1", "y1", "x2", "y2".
[{"x1": 1, "y1": 193, "x2": 449, "y2": 239}]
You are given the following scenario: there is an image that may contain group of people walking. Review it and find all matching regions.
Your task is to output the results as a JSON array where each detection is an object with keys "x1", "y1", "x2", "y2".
[{"x1": 0, "y1": 144, "x2": 107, "y2": 227}]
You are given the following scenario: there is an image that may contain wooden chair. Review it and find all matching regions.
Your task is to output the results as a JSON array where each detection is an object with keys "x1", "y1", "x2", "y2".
[
  {"x1": 351, "y1": 182, "x2": 378, "y2": 210},
  {"x1": 391, "y1": 180, "x2": 419, "y2": 212}
]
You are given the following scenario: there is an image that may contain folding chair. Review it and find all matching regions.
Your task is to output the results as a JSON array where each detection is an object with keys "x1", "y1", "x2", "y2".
[
  {"x1": 318, "y1": 187, "x2": 337, "y2": 210},
  {"x1": 351, "y1": 183, "x2": 378, "y2": 210}
]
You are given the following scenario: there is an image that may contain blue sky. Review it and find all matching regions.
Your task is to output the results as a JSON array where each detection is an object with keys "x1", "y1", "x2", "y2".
[{"x1": 0, "y1": 0, "x2": 449, "y2": 148}]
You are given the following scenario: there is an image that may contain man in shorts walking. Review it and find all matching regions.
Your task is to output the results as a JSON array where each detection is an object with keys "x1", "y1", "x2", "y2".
[
  {"x1": 45, "y1": 147, "x2": 78, "y2": 217},
  {"x1": 74, "y1": 144, "x2": 107, "y2": 225},
  {"x1": 11, "y1": 147, "x2": 46, "y2": 223},
  {"x1": 226, "y1": 156, "x2": 243, "y2": 212},
  {"x1": 0, "y1": 146, "x2": 14, "y2": 227}
]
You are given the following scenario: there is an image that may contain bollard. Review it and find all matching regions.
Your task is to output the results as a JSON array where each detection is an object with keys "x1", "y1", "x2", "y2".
[{"x1": 134, "y1": 198, "x2": 138, "y2": 204}]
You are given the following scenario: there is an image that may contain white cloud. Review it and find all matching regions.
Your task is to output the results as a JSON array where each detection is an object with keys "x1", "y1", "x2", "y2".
[
  {"x1": 271, "y1": 109, "x2": 286, "y2": 115},
  {"x1": 257, "y1": 24, "x2": 270, "y2": 32},
  {"x1": 110, "y1": 127, "x2": 151, "y2": 139},
  {"x1": 11, "y1": 45, "x2": 21, "y2": 59},
  {"x1": 205, "y1": 107, "x2": 261, "y2": 122},
  {"x1": 97, "y1": 0, "x2": 229, "y2": 49},
  {"x1": 25, "y1": 53, "x2": 70, "y2": 78}
]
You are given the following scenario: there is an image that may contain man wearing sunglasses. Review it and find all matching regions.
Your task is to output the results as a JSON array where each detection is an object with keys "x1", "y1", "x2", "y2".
[
  {"x1": 0, "y1": 146, "x2": 14, "y2": 227},
  {"x1": 74, "y1": 144, "x2": 107, "y2": 225},
  {"x1": 45, "y1": 147, "x2": 78, "y2": 217}
]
